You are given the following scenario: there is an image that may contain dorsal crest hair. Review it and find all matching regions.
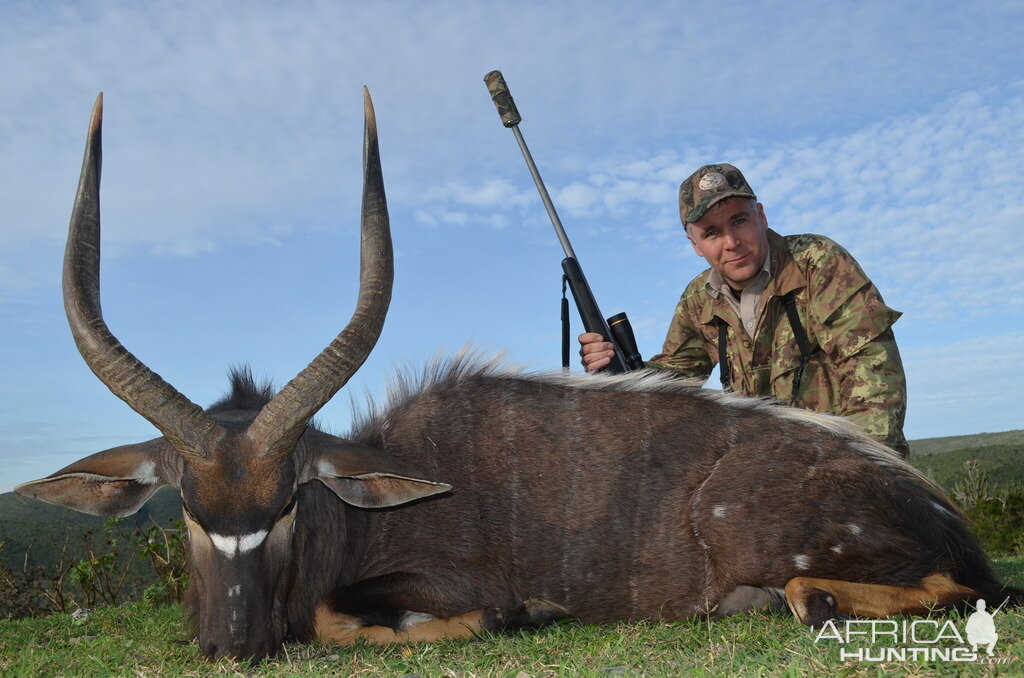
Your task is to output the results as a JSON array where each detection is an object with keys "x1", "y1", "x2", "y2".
[
  {"x1": 350, "y1": 347, "x2": 941, "y2": 501},
  {"x1": 207, "y1": 366, "x2": 275, "y2": 414}
]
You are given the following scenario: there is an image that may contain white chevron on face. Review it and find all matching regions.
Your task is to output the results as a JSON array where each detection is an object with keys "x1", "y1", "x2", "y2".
[{"x1": 208, "y1": 530, "x2": 269, "y2": 558}]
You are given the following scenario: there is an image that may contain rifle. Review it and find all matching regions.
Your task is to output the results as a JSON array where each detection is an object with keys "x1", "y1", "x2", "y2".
[{"x1": 484, "y1": 70, "x2": 643, "y2": 374}]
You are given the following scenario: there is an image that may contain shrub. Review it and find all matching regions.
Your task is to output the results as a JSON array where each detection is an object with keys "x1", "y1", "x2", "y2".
[
  {"x1": 952, "y1": 460, "x2": 1024, "y2": 557},
  {"x1": 964, "y1": 489, "x2": 1024, "y2": 556},
  {"x1": 0, "y1": 519, "x2": 187, "y2": 619}
]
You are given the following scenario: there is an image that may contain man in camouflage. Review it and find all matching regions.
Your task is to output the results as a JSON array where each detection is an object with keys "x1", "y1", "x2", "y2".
[{"x1": 580, "y1": 163, "x2": 909, "y2": 457}]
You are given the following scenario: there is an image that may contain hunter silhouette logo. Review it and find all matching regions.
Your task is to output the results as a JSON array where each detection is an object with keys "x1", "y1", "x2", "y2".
[
  {"x1": 966, "y1": 599, "x2": 999, "y2": 655},
  {"x1": 814, "y1": 598, "x2": 1012, "y2": 664}
]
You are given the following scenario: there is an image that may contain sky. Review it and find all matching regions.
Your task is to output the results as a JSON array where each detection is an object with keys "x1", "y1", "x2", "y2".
[{"x1": 1, "y1": 0, "x2": 1022, "y2": 492}]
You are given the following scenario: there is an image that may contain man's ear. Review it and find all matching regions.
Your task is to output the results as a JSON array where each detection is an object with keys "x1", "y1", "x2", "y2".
[
  {"x1": 309, "y1": 438, "x2": 451, "y2": 509},
  {"x1": 13, "y1": 437, "x2": 175, "y2": 517},
  {"x1": 685, "y1": 227, "x2": 705, "y2": 258},
  {"x1": 755, "y1": 201, "x2": 768, "y2": 227}
]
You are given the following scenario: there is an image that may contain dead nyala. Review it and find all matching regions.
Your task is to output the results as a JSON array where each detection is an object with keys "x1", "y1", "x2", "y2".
[{"x1": 16, "y1": 91, "x2": 1022, "y2": 662}]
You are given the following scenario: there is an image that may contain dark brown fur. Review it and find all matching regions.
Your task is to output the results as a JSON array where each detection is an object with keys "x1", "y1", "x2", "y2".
[{"x1": 202, "y1": 358, "x2": 1018, "y2": 642}]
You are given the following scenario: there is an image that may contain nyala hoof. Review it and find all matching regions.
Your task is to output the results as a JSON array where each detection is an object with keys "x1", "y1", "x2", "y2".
[
  {"x1": 799, "y1": 589, "x2": 850, "y2": 629},
  {"x1": 484, "y1": 598, "x2": 570, "y2": 634},
  {"x1": 714, "y1": 586, "x2": 788, "y2": 618}
]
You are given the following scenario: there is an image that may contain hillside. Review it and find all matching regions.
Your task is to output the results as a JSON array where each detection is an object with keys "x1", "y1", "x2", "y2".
[
  {"x1": 909, "y1": 429, "x2": 1024, "y2": 455},
  {"x1": 910, "y1": 443, "x2": 1024, "y2": 491},
  {"x1": 0, "y1": 487, "x2": 181, "y2": 572}
]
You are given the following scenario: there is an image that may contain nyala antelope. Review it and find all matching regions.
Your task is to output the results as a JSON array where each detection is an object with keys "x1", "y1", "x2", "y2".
[{"x1": 16, "y1": 92, "x2": 1021, "y2": 661}]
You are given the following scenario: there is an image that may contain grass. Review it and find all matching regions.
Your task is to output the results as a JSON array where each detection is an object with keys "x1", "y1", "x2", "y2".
[{"x1": 3, "y1": 560, "x2": 1024, "y2": 677}]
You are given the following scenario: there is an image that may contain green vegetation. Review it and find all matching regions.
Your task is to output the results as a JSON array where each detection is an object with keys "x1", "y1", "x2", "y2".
[
  {"x1": 0, "y1": 486, "x2": 181, "y2": 573},
  {"x1": 910, "y1": 430, "x2": 1024, "y2": 456},
  {"x1": 2, "y1": 559, "x2": 1023, "y2": 677},
  {"x1": 911, "y1": 444, "x2": 1024, "y2": 492},
  {"x1": 906, "y1": 438, "x2": 1024, "y2": 558},
  {"x1": 0, "y1": 514, "x2": 186, "y2": 619}
]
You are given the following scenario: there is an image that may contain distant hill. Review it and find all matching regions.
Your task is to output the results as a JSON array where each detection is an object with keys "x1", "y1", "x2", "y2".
[
  {"x1": 910, "y1": 444, "x2": 1023, "y2": 492},
  {"x1": 910, "y1": 429, "x2": 1024, "y2": 456},
  {"x1": 0, "y1": 486, "x2": 181, "y2": 572}
]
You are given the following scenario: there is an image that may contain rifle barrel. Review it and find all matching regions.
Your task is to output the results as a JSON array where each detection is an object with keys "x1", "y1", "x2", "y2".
[{"x1": 510, "y1": 126, "x2": 577, "y2": 260}]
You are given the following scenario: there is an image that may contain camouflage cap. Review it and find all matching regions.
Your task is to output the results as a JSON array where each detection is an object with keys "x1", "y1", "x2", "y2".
[{"x1": 679, "y1": 164, "x2": 757, "y2": 225}]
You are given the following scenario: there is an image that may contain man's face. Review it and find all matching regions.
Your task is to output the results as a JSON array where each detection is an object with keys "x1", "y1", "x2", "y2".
[{"x1": 686, "y1": 197, "x2": 770, "y2": 290}]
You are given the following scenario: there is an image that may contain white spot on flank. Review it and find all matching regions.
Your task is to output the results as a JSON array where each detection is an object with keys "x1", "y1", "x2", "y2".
[
  {"x1": 134, "y1": 461, "x2": 159, "y2": 485},
  {"x1": 831, "y1": 545, "x2": 843, "y2": 554},
  {"x1": 794, "y1": 554, "x2": 810, "y2": 570},
  {"x1": 228, "y1": 585, "x2": 241, "y2": 598},
  {"x1": 847, "y1": 524, "x2": 863, "y2": 535},
  {"x1": 210, "y1": 530, "x2": 269, "y2": 558},
  {"x1": 712, "y1": 505, "x2": 727, "y2": 518}
]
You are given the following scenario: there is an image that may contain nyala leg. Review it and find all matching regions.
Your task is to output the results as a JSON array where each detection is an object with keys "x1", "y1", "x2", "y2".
[
  {"x1": 784, "y1": 573, "x2": 974, "y2": 626},
  {"x1": 314, "y1": 598, "x2": 569, "y2": 646}
]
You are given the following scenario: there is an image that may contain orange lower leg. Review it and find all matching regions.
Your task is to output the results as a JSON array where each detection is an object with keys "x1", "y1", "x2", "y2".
[
  {"x1": 313, "y1": 605, "x2": 485, "y2": 645},
  {"x1": 785, "y1": 573, "x2": 974, "y2": 624}
]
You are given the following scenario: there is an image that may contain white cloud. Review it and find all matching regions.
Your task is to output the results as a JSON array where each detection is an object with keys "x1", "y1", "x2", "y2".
[
  {"x1": 422, "y1": 84, "x2": 1024, "y2": 328},
  {"x1": 2, "y1": 1, "x2": 1023, "y2": 258},
  {"x1": 425, "y1": 178, "x2": 531, "y2": 210},
  {"x1": 558, "y1": 182, "x2": 601, "y2": 216}
]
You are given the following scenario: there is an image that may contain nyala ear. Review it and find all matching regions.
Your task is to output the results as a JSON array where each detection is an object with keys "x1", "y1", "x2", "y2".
[
  {"x1": 310, "y1": 439, "x2": 451, "y2": 509},
  {"x1": 13, "y1": 437, "x2": 175, "y2": 517}
]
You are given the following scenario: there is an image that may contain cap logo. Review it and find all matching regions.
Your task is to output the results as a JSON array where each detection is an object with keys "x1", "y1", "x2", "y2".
[{"x1": 698, "y1": 171, "x2": 726, "y2": 191}]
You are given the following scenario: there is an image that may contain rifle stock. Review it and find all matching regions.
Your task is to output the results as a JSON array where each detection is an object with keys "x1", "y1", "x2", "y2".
[{"x1": 561, "y1": 257, "x2": 628, "y2": 373}]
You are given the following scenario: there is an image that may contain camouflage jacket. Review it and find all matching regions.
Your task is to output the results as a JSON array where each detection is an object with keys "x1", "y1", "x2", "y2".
[{"x1": 648, "y1": 229, "x2": 909, "y2": 456}]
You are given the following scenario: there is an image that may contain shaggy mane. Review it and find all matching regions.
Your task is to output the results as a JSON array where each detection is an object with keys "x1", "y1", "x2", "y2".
[
  {"x1": 207, "y1": 366, "x2": 275, "y2": 414},
  {"x1": 349, "y1": 347, "x2": 945, "y2": 502}
]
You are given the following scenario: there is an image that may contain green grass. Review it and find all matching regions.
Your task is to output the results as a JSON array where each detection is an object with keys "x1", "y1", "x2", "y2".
[{"x1": 3, "y1": 560, "x2": 1024, "y2": 677}]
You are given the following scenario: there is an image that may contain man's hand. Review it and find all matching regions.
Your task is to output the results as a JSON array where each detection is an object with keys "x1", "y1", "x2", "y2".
[{"x1": 578, "y1": 332, "x2": 616, "y2": 373}]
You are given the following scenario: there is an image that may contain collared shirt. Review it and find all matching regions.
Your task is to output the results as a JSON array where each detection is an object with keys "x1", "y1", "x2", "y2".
[
  {"x1": 648, "y1": 229, "x2": 909, "y2": 456},
  {"x1": 705, "y1": 249, "x2": 771, "y2": 339}
]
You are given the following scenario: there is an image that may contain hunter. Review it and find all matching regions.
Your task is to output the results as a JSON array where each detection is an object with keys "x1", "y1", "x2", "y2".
[{"x1": 580, "y1": 163, "x2": 909, "y2": 457}]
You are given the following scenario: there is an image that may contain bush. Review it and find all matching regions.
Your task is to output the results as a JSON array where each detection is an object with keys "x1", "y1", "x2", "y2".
[
  {"x1": 0, "y1": 519, "x2": 187, "y2": 619},
  {"x1": 0, "y1": 558, "x2": 51, "y2": 620},
  {"x1": 964, "y1": 489, "x2": 1024, "y2": 556},
  {"x1": 952, "y1": 460, "x2": 1024, "y2": 557}
]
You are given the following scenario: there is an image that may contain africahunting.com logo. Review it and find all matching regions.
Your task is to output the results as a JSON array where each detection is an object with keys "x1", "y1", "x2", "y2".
[{"x1": 813, "y1": 599, "x2": 1012, "y2": 664}]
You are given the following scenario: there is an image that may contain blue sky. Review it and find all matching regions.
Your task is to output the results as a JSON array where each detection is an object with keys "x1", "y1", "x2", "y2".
[{"x1": 1, "y1": 1, "x2": 1022, "y2": 492}]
